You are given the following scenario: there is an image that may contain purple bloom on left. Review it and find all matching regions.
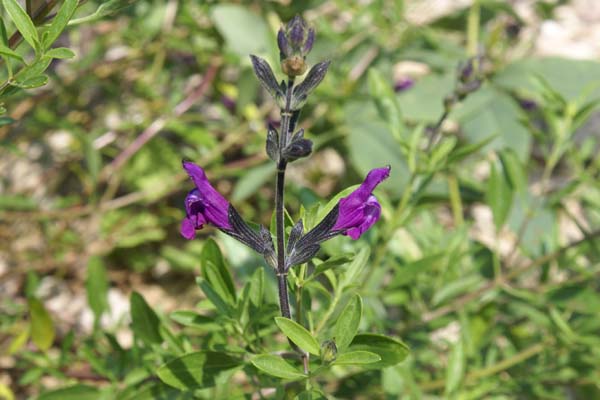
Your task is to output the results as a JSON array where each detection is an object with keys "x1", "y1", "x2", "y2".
[{"x1": 180, "y1": 161, "x2": 231, "y2": 240}]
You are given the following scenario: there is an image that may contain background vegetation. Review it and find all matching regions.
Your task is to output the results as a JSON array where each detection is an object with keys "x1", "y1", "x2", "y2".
[{"x1": 2, "y1": 0, "x2": 600, "y2": 398}]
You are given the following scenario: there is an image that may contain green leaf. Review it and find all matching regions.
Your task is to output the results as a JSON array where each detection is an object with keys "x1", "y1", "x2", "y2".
[
  {"x1": 209, "y1": 5, "x2": 270, "y2": 58},
  {"x1": 86, "y1": 256, "x2": 108, "y2": 322},
  {"x1": 345, "y1": 101, "x2": 408, "y2": 198},
  {"x1": 2, "y1": 0, "x2": 39, "y2": 51},
  {"x1": 169, "y1": 311, "x2": 219, "y2": 330},
  {"x1": 445, "y1": 339, "x2": 465, "y2": 395},
  {"x1": 431, "y1": 275, "x2": 483, "y2": 306},
  {"x1": 130, "y1": 291, "x2": 162, "y2": 345},
  {"x1": 447, "y1": 134, "x2": 496, "y2": 164},
  {"x1": 8, "y1": 324, "x2": 29, "y2": 354},
  {"x1": 13, "y1": 74, "x2": 48, "y2": 89},
  {"x1": 248, "y1": 267, "x2": 264, "y2": 307},
  {"x1": 44, "y1": 47, "x2": 75, "y2": 59},
  {"x1": 203, "y1": 261, "x2": 236, "y2": 306},
  {"x1": 0, "y1": 116, "x2": 16, "y2": 127},
  {"x1": 340, "y1": 247, "x2": 370, "y2": 289},
  {"x1": 275, "y1": 317, "x2": 320, "y2": 356},
  {"x1": 250, "y1": 355, "x2": 306, "y2": 380},
  {"x1": 231, "y1": 162, "x2": 275, "y2": 202},
  {"x1": 498, "y1": 148, "x2": 526, "y2": 192},
  {"x1": 549, "y1": 307, "x2": 579, "y2": 342},
  {"x1": 349, "y1": 333, "x2": 409, "y2": 368},
  {"x1": 37, "y1": 385, "x2": 100, "y2": 400},
  {"x1": 311, "y1": 256, "x2": 352, "y2": 279},
  {"x1": 196, "y1": 277, "x2": 233, "y2": 316},
  {"x1": 42, "y1": 0, "x2": 78, "y2": 49},
  {"x1": 494, "y1": 57, "x2": 600, "y2": 103},
  {"x1": 201, "y1": 239, "x2": 236, "y2": 304},
  {"x1": 486, "y1": 158, "x2": 513, "y2": 229},
  {"x1": 28, "y1": 297, "x2": 54, "y2": 351},
  {"x1": 333, "y1": 351, "x2": 381, "y2": 366},
  {"x1": 456, "y1": 87, "x2": 531, "y2": 160},
  {"x1": 0, "y1": 43, "x2": 24, "y2": 62},
  {"x1": 334, "y1": 294, "x2": 362, "y2": 350},
  {"x1": 156, "y1": 351, "x2": 241, "y2": 390},
  {"x1": 368, "y1": 69, "x2": 403, "y2": 138}
]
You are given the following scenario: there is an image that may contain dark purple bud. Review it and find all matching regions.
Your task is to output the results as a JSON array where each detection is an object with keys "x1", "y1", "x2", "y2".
[
  {"x1": 277, "y1": 28, "x2": 289, "y2": 58},
  {"x1": 394, "y1": 77, "x2": 414, "y2": 93},
  {"x1": 282, "y1": 138, "x2": 312, "y2": 161},
  {"x1": 519, "y1": 99, "x2": 538, "y2": 112},
  {"x1": 221, "y1": 95, "x2": 236, "y2": 113},
  {"x1": 456, "y1": 79, "x2": 482, "y2": 99},
  {"x1": 303, "y1": 28, "x2": 315, "y2": 54},
  {"x1": 181, "y1": 161, "x2": 231, "y2": 239},
  {"x1": 279, "y1": 15, "x2": 316, "y2": 76},
  {"x1": 459, "y1": 59, "x2": 474, "y2": 83},
  {"x1": 288, "y1": 15, "x2": 306, "y2": 47},
  {"x1": 332, "y1": 166, "x2": 390, "y2": 239}
]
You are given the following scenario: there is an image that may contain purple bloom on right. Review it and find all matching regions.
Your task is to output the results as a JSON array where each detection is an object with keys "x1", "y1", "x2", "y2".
[{"x1": 332, "y1": 166, "x2": 391, "y2": 239}]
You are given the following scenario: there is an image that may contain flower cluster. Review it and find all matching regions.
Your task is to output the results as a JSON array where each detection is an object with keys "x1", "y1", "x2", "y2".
[{"x1": 181, "y1": 161, "x2": 390, "y2": 268}]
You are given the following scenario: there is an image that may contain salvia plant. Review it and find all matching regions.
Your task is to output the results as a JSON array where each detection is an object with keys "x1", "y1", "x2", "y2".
[{"x1": 154, "y1": 15, "x2": 408, "y2": 397}]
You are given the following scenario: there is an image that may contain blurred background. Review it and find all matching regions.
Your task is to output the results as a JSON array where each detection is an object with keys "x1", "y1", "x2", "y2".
[{"x1": 2, "y1": 0, "x2": 600, "y2": 398}]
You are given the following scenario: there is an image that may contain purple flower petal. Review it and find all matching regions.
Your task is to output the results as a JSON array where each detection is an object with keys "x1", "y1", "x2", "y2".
[
  {"x1": 333, "y1": 166, "x2": 390, "y2": 240},
  {"x1": 181, "y1": 161, "x2": 232, "y2": 239}
]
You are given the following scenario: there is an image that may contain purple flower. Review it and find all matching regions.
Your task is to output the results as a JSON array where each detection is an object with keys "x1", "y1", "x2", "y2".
[
  {"x1": 180, "y1": 161, "x2": 231, "y2": 240},
  {"x1": 394, "y1": 77, "x2": 414, "y2": 93},
  {"x1": 332, "y1": 166, "x2": 391, "y2": 239}
]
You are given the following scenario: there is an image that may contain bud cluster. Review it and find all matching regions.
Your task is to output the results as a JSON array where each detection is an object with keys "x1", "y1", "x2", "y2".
[{"x1": 444, "y1": 55, "x2": 485, "y2": 112}]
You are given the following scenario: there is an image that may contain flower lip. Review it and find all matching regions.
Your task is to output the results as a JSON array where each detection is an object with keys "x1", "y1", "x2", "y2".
[
  {"x1": 180, "y1": 161, "x2": 232, "y2": 239},
  {"x1": 332, "y1": 166, "x2": 390, "y2": 240}
]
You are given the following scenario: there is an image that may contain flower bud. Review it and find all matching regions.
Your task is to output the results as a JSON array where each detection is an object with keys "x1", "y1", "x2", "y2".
[
  {"x1": 320, "y1": 339, "x2": 338, "y2": 363},
  {"x1": 278, "y1": 15, "x2": 315, "y2": 77}
]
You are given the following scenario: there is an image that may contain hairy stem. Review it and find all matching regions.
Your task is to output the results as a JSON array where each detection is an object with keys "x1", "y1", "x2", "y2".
[
  {"x1": 275, "y1": 78, "x2": 295, "y2": 319},
  {"x1": 277, "y1": 272, "x2": 291, "y2": 318}
]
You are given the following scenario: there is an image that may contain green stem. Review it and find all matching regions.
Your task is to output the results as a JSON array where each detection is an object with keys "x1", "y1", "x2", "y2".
[
  {"x1": 467, "y1": 0, "x2": 480, "y2": 57},
  {"x1": 447, "y1": 173, "x2": 463, "y2": 226}
]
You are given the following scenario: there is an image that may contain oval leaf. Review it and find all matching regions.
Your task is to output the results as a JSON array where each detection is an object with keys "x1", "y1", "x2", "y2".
[
  {"x1": 28, "y1": 297, "x2": 54, "y2": 351},
  {"x1": 334, "y1": 294, "x2": 362, "y2": 350},
  {"x1": 13, "y1": 74, "x2": 48, "y2": 89},
  {"x1": 86, "y1": 256, "x2": 108, "y2": 321},
  {"x1": 445, "y1": 339, "x2": 465, "y2": 395},
  {"x1": 44, "y1": 47, "x2": 75, "y2": 59},
  {"x1": 275, "y1": 317, "x2": 320, "y2": 356},
  {"x1": 156, "y1": 351, "x2": 241, "y2": 390},
  {"x1": 333, "y1": 351, "x2": 381, "y2": 366},
  {"x1": 37, "y1": 384, "x2": 100, "y2": 400},
  {"x1": 130, "y1": 291, "x2": 162, "y2": 345},
  {"x1": 0, "y1": 43, "x2": 24, "y2": 62},
  {"x1": 43, "y1": 0, "x2": 78, "y2": 49},
  {"x1": 250, "y1": 354, "x2": 306, "y2": 380},
  {"x1": 349, "y1": 333, "x2": 409, "y2": 368},
  {"x1": 2, "y1": 0, "x2": 39, "y2": 51}
]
